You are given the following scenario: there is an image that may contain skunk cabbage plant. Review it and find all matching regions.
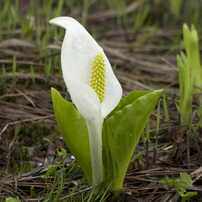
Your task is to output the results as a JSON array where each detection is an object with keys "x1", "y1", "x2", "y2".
[{"x1": 50, "y1": 17, "x2": 163, "y2": 191}]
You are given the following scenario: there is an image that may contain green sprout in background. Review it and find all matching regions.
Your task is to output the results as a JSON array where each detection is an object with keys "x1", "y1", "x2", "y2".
[
  {"x1": 177, "y1": 53, "x2": 193, "y2": 126},
  {"x1": 160, "y1": 173, "x2": 197, "y2": 202},
  {"x1": 177, "y1": 24, "x2": 201, "y2": 126},
  {"x1": 169, "y1": 0, "x2": 183, "y2": 17},
  {"x1": 183, "y1": 24, "x2": 201, "y2": 95}
]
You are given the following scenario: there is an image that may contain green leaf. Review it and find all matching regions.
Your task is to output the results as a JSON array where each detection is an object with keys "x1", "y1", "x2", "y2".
[
  {"x1": 176, "y1": 182, "x2": 189, "y2": 193},
  {"x1": 5, "y1": 197, "x2": 21, "y2": 202},
  {"x1": 183, "y1": 24, "x2": 190, "y2": 59},
  {"x1": 159, "y1": 178, "x2": 168, "y2": 186},
  {"x1": 51, "y1": 88, "x2": 92, "y2": 185},
  {"x1": 177, "y1": 54, "x2": 193, "y2": 125},
  {"x1": 102, "y1": 121, "x2": 115, "y2": 184},
  {"x1": 183, "y1": 23, "x2": 201, "y2": 94},
  {"x1": 108, "y1": 90, "x2": 154, "y2": 119},
  {"x1": 180, "y1": 173, "x2": 193, "y2": 187},
  {"x1": 103, "y1": 89, "x2": 163, "y2": 190},
  {"x1": 170, "y1": 0, "x2": 183, "y2": 16},
  {"x1": 179, "y1": 191, "x2": 197, "y2": 202}
]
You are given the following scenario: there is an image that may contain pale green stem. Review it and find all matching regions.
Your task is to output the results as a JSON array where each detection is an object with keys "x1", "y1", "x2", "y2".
[{"x1": 86, "y1": 116, "x2": 103, "y2": 186}]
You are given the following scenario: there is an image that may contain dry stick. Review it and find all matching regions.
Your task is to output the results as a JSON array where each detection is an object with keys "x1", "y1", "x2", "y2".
[
  {"x1": 146, "y1": 140, "x2": 150, "y2": 169},
  {"x1": 153, "y1": 134, "x2": 158, "y2": 166},
  {"x1": 0, "y1": 115, "x2": 55, "y2": 136},
  {"x1": 15, "y1": 88, "x2": 36, "y2": 107},
  {"x1": 187, "y1": 131, "x2": 190, "y2": 169},
  {"x1": 5, "y1": 148, "x2": 10, "y2": 174},
  {"x1": 2, "y1": 184, "x2": 27, "y2": 202},
  {"x1": 153, "y1": 99, "x2": 161, "y2": 166}
]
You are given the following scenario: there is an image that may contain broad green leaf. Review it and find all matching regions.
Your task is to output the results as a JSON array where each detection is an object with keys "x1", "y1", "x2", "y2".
[
  {"x1": 102, "y1": 122, "x2": 115, "y2": 185},
  {"x1": 180, "y1": 173, "x2": 193, "y2": 187},
  {"x1": 51, "y1": 88, "x2": 92, "y2": 185},
  {"x1": 108, "y1": 90, "x2": 154, "y2": 118},
  {"x1": 103, "y1": 89, "x2": 163, "y2": 190},
  {"x1": 177, "y1": 186, "x2": 187, "y2": 194},
  {"x1": 176, "y1": 181, "x2": 191, "y2": 191}
]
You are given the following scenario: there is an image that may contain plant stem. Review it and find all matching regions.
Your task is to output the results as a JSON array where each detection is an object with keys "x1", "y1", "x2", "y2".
[{"x1": 86, "y1": 117, "x2": 103, "y2": 186}]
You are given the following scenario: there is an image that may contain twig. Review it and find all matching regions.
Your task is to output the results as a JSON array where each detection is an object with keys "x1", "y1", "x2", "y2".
[
  {"x1": 187, "y1": 131, "x2": 190, "y2": 169},
  {"x1": 0, "y1": 115, "x2": 55, "y2": 136}
]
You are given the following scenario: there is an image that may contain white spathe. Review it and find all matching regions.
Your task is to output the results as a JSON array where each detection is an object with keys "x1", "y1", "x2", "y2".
[{"x1": 49, "y1": 17, "x2": 122, "y2": 185}]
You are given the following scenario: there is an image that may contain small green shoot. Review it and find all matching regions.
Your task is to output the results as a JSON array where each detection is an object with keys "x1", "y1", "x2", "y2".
[
  {"x1": 169, "y1": 0, "x2": 183, "y2": 16},
  {"x1": 145, "y1": 119, "x2": 150, "y2": 168},
  {"x1": 141, "y1": 131, "x2": 146, "y2": 147},
  {"x1": 183, "y1": 24, "x2": 202, "y2": 94},
  {"x1": 53, "y1": 0, "x2": 64, "y2": 18},
  {"x1": 156, "y1": 99, "x2": 161, "y2": 135},
  {"x1": 1, "y1": 64, "x2": 6, "y2": 84},
  {"x1": 36, "y1": 18, "x2": 41, "y2": 48},
  {"x1": 112, "y1": 64, "x2": 117, "y2": 72},
  {"x1": 4, "y1": 197, "x2": 21, "y2": 202},
  {"x1": 162, "y1": 94, "x2": 170, "y2": 132},
  {"x1": 146, "y1": 119, "x2": 150, "y2": 141},
  {"x1": 43, "y1": 138, "x2": 51, "y2": 143},
  {"x1": 163, "y1": 145, "x2": 173, "y2": 151},
  {"x1": 12, "y1": 55, "x2": 16, "y2": 82},
  {"x1": 53, "y1": 162, "x2": 65, "y2": 202},
  {"x1": 21, "y1": 14, "x2": 34, "y2": 40},
  {"x1": 19, "y1": 156, "x2": 24, "y2": 179},
  {"x1": 45, "y1": 58, "x2": 52, "y2": 80},
  {"x1": 116, "y1": 0, "x2": 126, "y2": 28},
  {"x1": 196, "y1": 97, "x2": 202, "y2": 131},
  {"x1": 177, "y1": 53, "x2": 193, "y2": 126},
  {"x1": 43, "y1": 166, "x2": 65, "y2": 201},
  {"x1": 30, "y1": 65, "x2": 35, "y2": 83},
  {"x1": 81, "y1": 0, "x2": 89, "y2": 27},
  {"x1": 56, "y1": 147, "x2": 67, "y2": 157},
  {"x1": 27, "y1": 186, "x2": 37, "y2": 198},
  {"x1": 154, "y1": 99, "x2": 161, "y2": 165},
  {"x1": 43, "y1": 151, "x2": 67, "y2": 178},
  {"x1": 134, "y1": 3, "x2": 150, "y2": 30},
  {"x1": 159, "y1": 173, "x2": 197, "y2": 202}
]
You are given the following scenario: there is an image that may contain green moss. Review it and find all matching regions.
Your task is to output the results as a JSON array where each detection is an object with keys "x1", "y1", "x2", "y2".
[
  {"x1": 51, "y1": 133, "x2": 57, "y2": 143},
  {"x1": 180, "y1": 153, "x2": 187, "y2": 160},
  {"x1": 10, "y1": 143, "x2": 29, "y2": 161},
  {"x1": 18, "y1": 123, "x2": 57, "y2": 147},
  {"x1": 132, "y1": 71, "x2": 140, "y2": 76},
  {"x1": 24, "y1": 163, "x2": 36, "y2": 172},
  {"x1": 9, "y1": 163, "x2": 20, "y2": 175},
  {"x1": 0, "y1": 171, "x2": 6, "y2": 177}
]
